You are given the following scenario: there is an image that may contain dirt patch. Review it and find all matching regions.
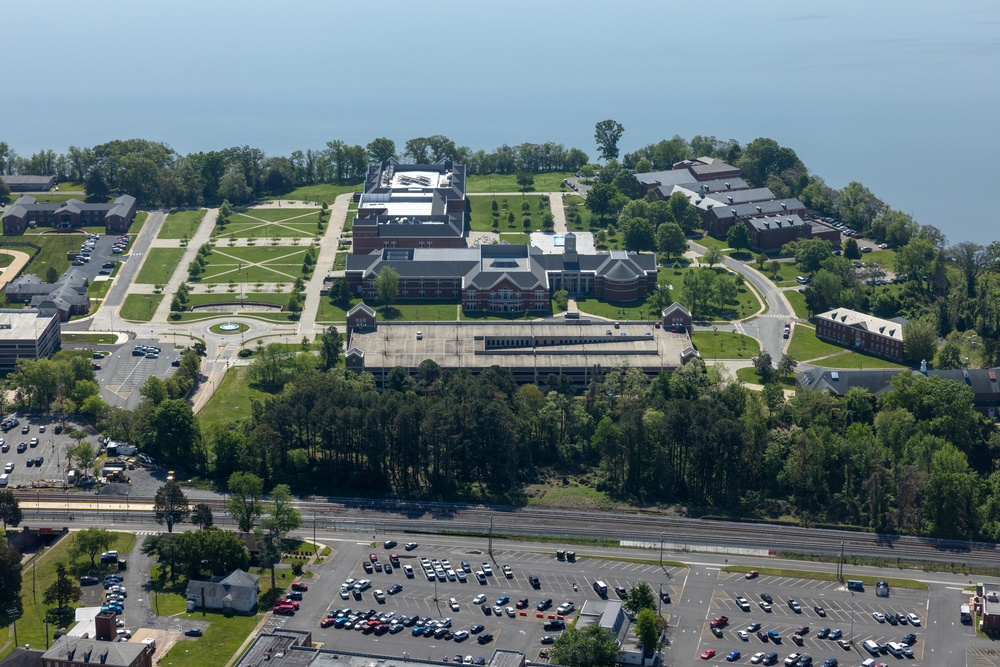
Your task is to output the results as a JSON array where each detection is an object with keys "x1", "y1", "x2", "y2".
[{"x1": 130, "y1": 627, "x2": 181, "y2": 664}]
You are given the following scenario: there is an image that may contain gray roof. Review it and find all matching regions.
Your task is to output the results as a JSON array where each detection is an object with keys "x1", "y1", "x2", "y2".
[
  {"x1": 702, "y1": 187, "x2": 776, "y2": 206},
  {"x1": 662, "y1": 302, "x2": 691, "y2": 317},
  {"x1": 796, "y1": 368, "x2": 1000, "y2": 400},
  {"x1": 186, "y1": 568, "x2": 259, "y2": 605},
  {"x1": 0, "y1": 647, "x2": 43, "y2": 667},
  {"x1": 42, "y1": 635, "x2": 149, "y2": 666},
  {"x1": 1, "y1": 175, "x2": 55, "y2": 188},
  {"x1": 707, "y1": 198, "x2": 805, "y2": 222},
  {"x1": 745, "y1": 214, "x2": 808, "y2": 233}
]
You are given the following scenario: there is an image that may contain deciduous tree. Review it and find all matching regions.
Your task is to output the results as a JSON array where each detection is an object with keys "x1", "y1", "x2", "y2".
[
  {"x1": 153, "y1": 481, "x2": 190, "y2": 532},
  {"x1": 227, "y1": 472, "x2": 264, "y2": 533},
  {"x1": 375, "y1": 267, "x2": 400, "y2": 307},
  {"x1": 551, "y1": 623, "x2": 619, "y2": 667},
  {"x1": 0, "y1": 490, "x2": 21, "y2": 528},
  {"x1": 44, "y1": 562, "x2": 81, "y2": 611},
  {"x1": 594, "y1": 119, "x2": 625, "y2": 161}
]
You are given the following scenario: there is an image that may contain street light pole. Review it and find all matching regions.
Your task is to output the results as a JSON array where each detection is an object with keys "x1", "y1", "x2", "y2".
[
  {"x1": 659, "y1": 531, "x2": 666, "y2": 568},
  {"x1": 488, "y1": 516, "x2": 494, "y2": 557}
]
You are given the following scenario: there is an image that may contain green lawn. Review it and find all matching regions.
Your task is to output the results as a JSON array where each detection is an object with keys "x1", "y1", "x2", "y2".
[
  {"x1": 197, "y1": 366, "x2": 269, "y2": 427},
  {"x1": 129, "y1": 211, "x2": 149, "y2": 234},
  {"x1": 159, "y1": 209, "x2": 207, "y2": 239},
  {"x1": 574, "y1": 297, "x2": 656, "y2": 321},
  {"x1": 814, "y1": 350, "x2": 910, "y2": 370},
  {"x1": 736, "y1": 366, "x2": 796, "y2": 387},
  {"x1": 265, "y1": 182, "x2": 361, "y2": 203},
  {"x1": 0, "y1": 254, "x2": 13, "y2": 268},
  {"x1": 758, "y1": 260, "x2": 802, "y2": 286},
  {"x1": 333, "y1": 252, "x2": 346, "y2": 270},
  {"x1": 721, "y1": 565, "x2": 927, "y2": 590},
  {"x1": 316, "y1": 297, "x2": 356, "y2": 322},
  {"x1": 460, "y1": 308, "x2": 552, "y2": 321},
  {"x1": 87, "y1": 277, "x2": 113, "y2": 299},
  {"x1": 219, "y1": 209, "x2": 322, "y2": 238},
  {"x1": 120, "y1": 293, "x2": 164, "y2": 322},
  {"x1": 695, "y1": 234, "x2": 734, "y2": 255},
  {"x1": 183, "y1": 291, "x2": 292, "y2": 308},
  {"x1": 158, "y1": 612, "x2": 262, "y2": 667},
  {"x1": 662, "y1": 266, "x2": 764, "y2": 321},
  {"x1": 198, "y1": 246, "x2": 310, "y2": 282},
  {"x1": 2, "y1": 234, "x2": 77, "y2": 279},
  {"x1": 690, "y1": 331, "x2": 761, "y2": 359},
  {"x1": 499, "y1": 233, "x2": 531, "y2": 244},
  {"x1": 468, "y1": 195, "x2": 549, "y2": 233},
  {"x1": 378, "y1": 301, "x2": 459, "y2": 321},
  {"x1": 465, "y1": 171, "x2": 573, "y2": 193},
  {"x1": 563, "y1": 194, "x2": 592, "y2": 230},
  {"x1": 525, "y1": 478, "x2": 617, "y2": 510},
  {"x1": 11, "y1": 532, "x2": 136, "y2": 653},
  {"x1": 168, "y1": 311, "x2": 231, "y2": 322},
  {"x1": 784, "y1": 289, "x2": 810, "y2": 319},
  {"x1": 786, "y1": 325, "x2": 845, "y2": 361},
  {"x1": 136, "y1": 248, "x2": 185, "y2": 284},
  {"x1": 864, "y1": 248, "x2": 897, "y2": 266},
  {"x1": 61, "y1": 333, "x2": 119, "y2": 344}
]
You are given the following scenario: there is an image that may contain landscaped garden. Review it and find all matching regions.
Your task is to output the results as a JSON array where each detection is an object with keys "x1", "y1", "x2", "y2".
[
  {"x1": 690, "y1": 330, "x2": 761, "y2": 359},
  {"x1": 196, "y1": 246, "x2": 312, "y2": 283},
  {"x1": 467, "y1": 195, "x2": 551, "y2": 233},
  {"x1": 216, "y1": 208, "x2": 322, "y2": 238}
]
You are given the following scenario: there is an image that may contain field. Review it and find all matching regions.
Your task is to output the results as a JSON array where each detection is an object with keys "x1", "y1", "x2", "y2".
[
  {"x1": 814, "y1": 350, "x2": 910, "y2": 370},
  {"x1": 197, "y1": 366, "x2": 269, "y2": 427},
  {"x1": 690, "y1": 331, "x2": 761, "y2": 359},
  {"x1": 198, "y1": 246, "x2": 310, "y2": 282},
  {"x1": 219, "y1": 208, "x2": 322, "y2": 238},
  {"x1": 129, "y1": 211, "x2": 149, "y2": 234},
  {"x1": 562, "y1": 194, "x2": 592, "y2": 230},
  {"x1": 120, "y1": 293, "x2": 164, "y2": 322},
  {"x1": 158, "y1": 612, "x2": 262, "y2": 667},
  {"x1": 573, "y1": 296, "x2": 656, "y2": 321},
  {"x1": 786, "y1": 324, "x2": 845, "y2": 361},
  {"x1": 265, "y1": 182, "x2": 361, "y2": 203},
  {"x1": 316, "y1": 296, "x2": 356, "y2": 322},
  {"x1": 784, "y1": 289, "x2": 809, "y2": 319},
  {"x1": 467, "y1": 195, "x2": 549, "y2": 233},
  {"x1": 0, "y1": 254, "x2": 13, "y2": 268},
  {"x1": 136, "y1": 248, "x2": 186, "y2": 284},
  {"x1": 378, "y1": 301, "x2": 459, "y2": 321},
  {"x1": 61, "y1": 333, "x2": 119, "y2": 344},
  {"x1": 736, "y1": 366, "x2": 796, "y2": 388},
  {"x1": 182, "y1": 291, "x2": 291, "y2": 309},
  {"x1": 9, "y1": 531, "x2": 136, "y2": 656},
  {"x1": 759, "y1": 260, "x2": 802, "y2": 286},
  {"x1": 3, "y1": 234, "x2": 78, "y2": 279},
  {"x1": 465, "y1": 171, "x2": 573, "y2": 193},
  {"x1": 158, "y1": 209, "x2": 206, "y2": 239}
]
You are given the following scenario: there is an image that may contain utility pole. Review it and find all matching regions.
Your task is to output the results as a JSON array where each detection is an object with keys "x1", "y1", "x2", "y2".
[
  {"x1": 313, "y1": 513, "x2": 317, "y2": 556},
  {"x1": 839, "y1": 540, "x2": 844, "y2": 582},
  {"x1": 659, "y1": 531, "x2": 666, "y2": 568},
  {"x1": 488, "y1": 516, "x2": 494, "y2": 557}
]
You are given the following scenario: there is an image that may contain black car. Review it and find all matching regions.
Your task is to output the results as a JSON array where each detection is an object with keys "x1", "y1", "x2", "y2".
[
  {"x1": 528, "y1": 575, "x2": 540, "y2": 588},
  {"x1": 886, "y1": 613, "x2": 897, "y2": 625},
  {"x1": 614, "y1": 586, "x2": 627, "y2": 598},
  {"x1": 761, "y1": 592, "x2": 772, "y2": 603},
  {"x1": 481, "y1": 604, "x2": 491, "y2": 615},
  {"x1": 763, "y1": 653, "x2": 778, "y2": 666},
  {"x1": 185, "y1": 628, "x2": 203, "y2": 637},
  {"x1": 816, "y1": 628, "x2": 830, "y2": 639},
  {"x1": 660, "y1": 590, "x2": 670, "y2": 603},
  {"x1": 537, "y1": 598, "x2": 553, "y2": 611},
  {"x1": 383, "y1": 540, "x2": 397, "y2": 549},
  {"x1": 387, "y1": 584, "x2": 403, "y2": 595},
  {"x1": 477, "y1": 633, "x2": 494, "y2": 645},
  {"x1": 901, "y1": 633, "x2": 916, "y2": 645},
  {"x1": 79, "y1": 576, "x2": 100, "y2": 585},
  {"x1": 470, "y1": 624, "x2": 484, "y2": 634},
  {"x1": 544, "y1": 620, "x2": 565, "y2": 631},
  {"x1": 34, "y1": 456, "x2": 43, "y2": 466},
  {"x1": 756, "y1": 630, "x2": 768, "y2": 642}
]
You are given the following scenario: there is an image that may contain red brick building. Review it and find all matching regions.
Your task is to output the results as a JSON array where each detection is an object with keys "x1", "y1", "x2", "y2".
[
  {"x1": 815, "y1": 308, "x2": 906, "y2": 362},
  {"x1": 2, "y1": 195, "x2": 136, "y2": 235}
]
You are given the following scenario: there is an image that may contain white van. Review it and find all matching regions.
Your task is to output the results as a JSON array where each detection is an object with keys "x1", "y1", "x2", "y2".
[
  {"x1": 593, "y1": 580, "x2": 608, "y2": 596},
  {"x1": 0, "y1": 474, "x2": 8, "y2": 487},
  {"x1": 886, "y1": 642, "x2": 904, "y2": 656},
  {"x1": 863, "y1": 639, "x2": 881, "y2": 654}
]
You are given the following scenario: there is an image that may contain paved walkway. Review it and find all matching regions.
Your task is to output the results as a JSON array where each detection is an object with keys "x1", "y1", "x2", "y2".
[
  {"x1": 0, "y1": 249, "x2": 33, "y2": 290},
  {"x1": 151, "y1": 209, "x2": 218, "y2": 321},
  {"x1": 551, "y1": 194, "x2": 568, "y2": 233},
  {"x1": 298, "y1": 193, "x2": 352, "y2": 335}
]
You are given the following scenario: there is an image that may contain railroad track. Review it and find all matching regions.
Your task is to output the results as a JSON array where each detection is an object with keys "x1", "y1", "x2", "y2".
[{"x1": 16, "y1": 491, "x2": 998, "y2": 568}]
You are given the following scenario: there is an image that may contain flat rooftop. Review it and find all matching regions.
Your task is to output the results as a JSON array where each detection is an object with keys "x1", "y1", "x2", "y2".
[
  {"x1": 0, "y1": 309, "x2": 58, "y2": 340},
  {"x1": 350, "y1": 321, "x2": 689, "y2": 372}
]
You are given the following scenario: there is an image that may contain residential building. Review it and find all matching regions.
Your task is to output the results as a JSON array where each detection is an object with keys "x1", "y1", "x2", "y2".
[
  {"x1": 344, "y1": 304, "x2": 699, "y2": 389},
  {"x1": 0, "y1": 309, "x2": 60, "y2": 370},
  {"x1": 814, "y1": 308, "x2": 906, "y2": 362},
  {"x1": 577, "y1": 599, "x2": 662, "y2": 666},
  {"x1": 5, "y1": 270, "x2": 90, "y2": 321},
  {"x1": 2, "y1": 195, "x2": 137, "y2": 235},
  {"x1": 634, "y1": 157, "x2": 745, "y2": 199},
  {"x1": 796, "y1": 367, "x2": 1000, "y2": 418},
  {"x1": 352, "y1": 158, "x2": 467, "y2": 255},
  {"x1": 346, "y1": 235, "x2": 658, "y2": 314},
  {"x1": 703, "y1": 198, "x2": 807, "y2": 237},
  {"x1": 39, "y1": 635, "x2": 152, "y2": 667},
  {"x1": 661, "y1": 302, "x2": 692, "y2": 332},
  {"x1": 185, "y1": 569, "x2": 258, "y2": 614},
  {"x1": 1, "y1": 175, "x2": 56, "y2": 192}
]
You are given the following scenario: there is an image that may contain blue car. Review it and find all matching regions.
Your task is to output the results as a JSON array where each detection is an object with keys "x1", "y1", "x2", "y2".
[
  {"x1": 334, "y1": 617, "x2": 350, "y2": 628},
  {"x1": 412, "y1": 626, "x2": 424, "y2": 636},
  {"x1": 726, "y1": 651, "x2": 741, "y2": 662},
  {"x1": 496, "y1": 595, "x2": 509, "y2": 605},
  {"x1": 767, "y1": 629, "x2": 781, "y2": 641}
]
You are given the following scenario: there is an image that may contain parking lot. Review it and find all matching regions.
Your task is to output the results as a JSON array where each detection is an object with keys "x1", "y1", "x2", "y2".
[
  {"x1": 97, "y1": 338, "x2": 182, "y2": 410},
  {"x1": 695, "y1": 572, "x2": 930, "y2": 665},
  {"x1": 278, "y1": 539, "x2": 683, "y2": 664},
  {"x1": 0, "y1": 417, "x2": 85, "y2": 488}
]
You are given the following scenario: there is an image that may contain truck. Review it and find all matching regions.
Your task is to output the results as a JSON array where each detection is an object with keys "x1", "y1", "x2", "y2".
[{"x1": 961, "y1": 604, "x2": 972, "y2": 623}]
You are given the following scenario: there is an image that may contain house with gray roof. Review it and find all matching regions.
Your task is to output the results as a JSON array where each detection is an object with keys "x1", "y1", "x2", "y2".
[
  {"x1": 5, "y1": 270, "x2": 89, "y2": 321},
  {"x1": 634, "y1": 157, "x2": 742, "y2": 198},
  {"x1": 1, "y1": 175, "x2": 56, "y2": 192},
  {"x1": 2, "y1": 194, "x2": 136, "y2": 234},
  {"x1": 814, "y1": 307, "x2": 906, "y2": 362},
  {"x1": 352, "y1": 158, "x2": 467, "y2": 255},
  {"x1": 185, "y1": 568, "x2": 258, "y2": 614},
  {"x1": 40, "y1": 635, "x2": 152, "y2": 667}
]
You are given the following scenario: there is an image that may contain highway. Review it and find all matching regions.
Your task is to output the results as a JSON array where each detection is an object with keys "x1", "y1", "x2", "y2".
[{"x1": 15, "y1": 491, "x2": 999, "y2": 569}]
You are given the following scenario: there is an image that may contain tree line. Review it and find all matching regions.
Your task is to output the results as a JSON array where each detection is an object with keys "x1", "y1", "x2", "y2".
[{"x1": 0, "y1": 136, "x2": 589, "y2": 208}]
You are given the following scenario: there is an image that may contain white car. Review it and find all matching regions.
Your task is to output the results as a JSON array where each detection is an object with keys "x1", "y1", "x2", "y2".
[
  {"x1": 505, "y1": 606, "x2": 515, "y2": 617},
  {"x1": 426, "y1": 569, "x2": 436, "y2": 581},
  {"x1": 340, "y1": 587, "x2": 350, "y2": 599},
  {"x1": 456, "y1": 571, "x2": 467, "y2": 582},
  {"x1": 354, "y1": 579, "x2": 372, "y2": 591},
  {"x1": 343, "y1": 578, "x2": 356, "y2": 588},
  {"x1": 482, "y1": 563, "x2": 493, "y2": 576},
  {"x1": 452, "y1": 631, "x2": 469, "y2": 641},
  {"x1": 374, "y1": 589, "x2": 385, "y2": 602},
  {"x1": 450, "y1": 598, "x2": 461, "y2": 611},
  {"x1": 473, "y1": 594, "x2": 487, "y2": 605},
  {"x1": 750, "y1": 653, "x2": 765, "y2": 665},
  {"x1": 907, "y1": 613, "x2": 920, "y2": 626},
  {"x1": 476, "y1": 571, "x2": 486, "y2": 583},
  {"x1": 403, "y1": 565, "x2": 414, "y2": 577},
  {"x1": 872, "y1": 612, "x2": 885, "y2": 622},
  {"x1": 737, "y1": 630, "x2": 749, "y2": 641}
]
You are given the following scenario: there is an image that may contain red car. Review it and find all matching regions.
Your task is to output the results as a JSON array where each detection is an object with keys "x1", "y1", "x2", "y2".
[
  {"x1": 274, "y1": 597, "x2": 299, "y2": 610},
  {"x1": 814, "y1": 605, "x2": 826, "y2": 617},
  {"x1": 745, "y1": 570, "x2": 759, "y2": 579},
  {"x1": 273, "y1": 603, "x2": 296, "y2": 615},
  {"x1": 369, "y1": 553, "x2": 378, "y2": 562},
  {"x1": 710, "y1": 616, "x2": 729, "y2": 628},
  {"x1": 701, "y1": 649, "x2": 716, "y2": 660},
  {"x1": 320, "y1": 616, "x2": 337, "y2": 628},
  {"x1": 291, "y1": 582, "x2": 309, "y2": 592}
]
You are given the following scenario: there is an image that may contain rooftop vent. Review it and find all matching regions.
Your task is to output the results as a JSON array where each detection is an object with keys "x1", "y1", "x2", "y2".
[
  {"x1": 756, "y1": 206, "x2": 762, "y2": 213},
  {"x1": 725, "y1": 182, "x2": 731, "y2": 189},
  {"x1": 831, "y1": 371, "x2": 840, "y2": 380},
  {"x1": 727, "y1": 196, "x2": 733, "y2": 203},
  {"x1": 781, "y1": 202, "x2": 788, "y2": 210}
]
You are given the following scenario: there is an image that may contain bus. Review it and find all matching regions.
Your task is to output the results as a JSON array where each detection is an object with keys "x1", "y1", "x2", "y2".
[{"x1": 847, "y1": 580, "x2": 864, "y2": 592}]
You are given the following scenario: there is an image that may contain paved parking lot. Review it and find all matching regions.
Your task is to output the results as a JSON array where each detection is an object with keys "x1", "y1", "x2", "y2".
[
  {"x1": 278, "y1": 539, "x2": 683, "y2": 664},
  {"x1": 0, "y1": 418, "x2": 85, "y2": 487},
  {"x1": 97, "y1": 338, "x2": 182, "y2": 410},
  {"x1": 699, "y1": 572, "x2": 930, "y2": 663}
]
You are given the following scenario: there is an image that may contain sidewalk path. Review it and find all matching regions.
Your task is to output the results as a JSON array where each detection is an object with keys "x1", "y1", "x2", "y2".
[
  {"x1": 298, "y1": 193, "x2": 352, "y2": 336},
  {"x1": 151, "y1": 209, "x2": 218, "y2": 322},
  {"x1": 0, "y1": 249, "x2": 32, "y2": 290}
]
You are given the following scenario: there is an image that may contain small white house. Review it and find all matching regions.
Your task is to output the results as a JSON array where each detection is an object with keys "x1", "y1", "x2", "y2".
[{"x1": 185, "y1": 569, "x2": 259, "y2": 614}]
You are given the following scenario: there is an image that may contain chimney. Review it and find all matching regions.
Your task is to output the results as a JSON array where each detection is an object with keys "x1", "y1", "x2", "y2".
[
  {"x1": 727, "y1": 196, "x2": 733, "y2": 203},
  {"x1": 756, "y1": 206, "x2": 762, "y2": 213},
  {"x1": 781, "y1": 202, "x2": 787, "y2": 210},
  {"x1": 725, "y1": 182, "x2": 731, "y2": 189}
]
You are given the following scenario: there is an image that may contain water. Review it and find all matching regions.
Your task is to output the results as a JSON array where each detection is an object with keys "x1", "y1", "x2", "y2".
[{"x1": 6, "y1": 0, "x2": 999, "y2": 244}]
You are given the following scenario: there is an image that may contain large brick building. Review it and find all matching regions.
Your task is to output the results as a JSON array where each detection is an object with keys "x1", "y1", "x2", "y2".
[
  {"x1": 2, "y1": 194, "x2": 137, "y2": 234},
  {"x1": 814, "y1": 308, "x2": 907, "y2": 362},
  {"x1": 351, "y1": 158, "x2": 467, "y2": 255},
  {"x1": 346, "y1": 234, "x2": 658, "y2": 314},
  {"x1": 1, "y1": 174, "x2": 56, "y2": 192}
]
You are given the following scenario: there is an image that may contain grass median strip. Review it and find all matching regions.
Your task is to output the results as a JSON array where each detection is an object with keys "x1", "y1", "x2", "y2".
[
  {"x1": 120, "y1": 293, "x2": 164, "y2": 322},
  {"x1": 722, "y1": 564, "x2": 928, "y2": 590},
  {"x1": 136, "y1": 248, "x2": 185, "y2": 284}
]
